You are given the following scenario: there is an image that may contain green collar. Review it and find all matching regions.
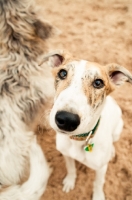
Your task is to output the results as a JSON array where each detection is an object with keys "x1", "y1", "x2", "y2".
[{"x1": 70, "y1": 118, "x2": 100, "y2": 141}]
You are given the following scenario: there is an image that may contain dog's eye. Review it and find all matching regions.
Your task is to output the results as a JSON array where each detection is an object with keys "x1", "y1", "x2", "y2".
[
  {"x1": 93, "y1": 79, "x2": 104, "y2": 89},
  {"x1": 58, "y1": 69, "x2": 67, "y2": 80}
]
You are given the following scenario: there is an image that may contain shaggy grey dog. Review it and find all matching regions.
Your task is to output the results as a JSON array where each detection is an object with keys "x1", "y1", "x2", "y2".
[{"x1": 0, "y1": 0, "x2": 56, "y2": 199}]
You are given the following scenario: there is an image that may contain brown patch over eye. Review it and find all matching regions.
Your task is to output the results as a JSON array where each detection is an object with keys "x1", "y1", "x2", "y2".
[
  {"x1": 52, "y1": 64, "x2": 75, "y2": 97},
  {"x1": 82, "y1": 63, "x2": 107, "y2": 109}
]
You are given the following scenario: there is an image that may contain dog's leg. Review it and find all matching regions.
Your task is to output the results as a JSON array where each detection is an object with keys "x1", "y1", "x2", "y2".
[
  {"x1": 113, "y1": 118, "x2": 123, "y2": 142},
  {"x1": 111, "y1": 118, "x2": 123, "y2": 160},
  {"x1": 62, "y1": 155, "x2": 76, "y2": 193},
  {"x1": 92, "y1": 164, "x2": 108, "y2": 200}
]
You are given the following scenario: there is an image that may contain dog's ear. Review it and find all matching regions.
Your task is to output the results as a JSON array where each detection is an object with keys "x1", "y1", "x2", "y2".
[
  {"x1": 48, "y1": 53, "x2": 64, "y2": 68},
  {"x1": 39, "y1": 50, "x2": 71, "y2": 67},
  {"x1": 34, "y1": 20, "x2": 60, "y2": 39},
  {"x1": 106, "y1": 63, "x2": 132, "y2": 86}
]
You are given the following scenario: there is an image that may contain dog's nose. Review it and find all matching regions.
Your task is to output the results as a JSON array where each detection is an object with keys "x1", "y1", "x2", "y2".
[{"x1": 55, "y1": 111, "x2": 80, "y2": 132}]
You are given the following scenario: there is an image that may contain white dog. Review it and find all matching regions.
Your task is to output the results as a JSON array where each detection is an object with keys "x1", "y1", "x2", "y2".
[{"x1": 43, "y1": 50, "x2": 132, "y2": 200}]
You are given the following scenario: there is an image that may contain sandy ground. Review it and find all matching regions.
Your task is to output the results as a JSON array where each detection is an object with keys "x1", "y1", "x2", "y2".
[{"x1": 36, "y1": 0, "x2": 132, "y2": 199}]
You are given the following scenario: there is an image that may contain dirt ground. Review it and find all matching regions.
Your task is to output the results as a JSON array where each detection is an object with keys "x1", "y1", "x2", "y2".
[{"x1": 36, "y1": 0, "x2": 132, "y2": 199}]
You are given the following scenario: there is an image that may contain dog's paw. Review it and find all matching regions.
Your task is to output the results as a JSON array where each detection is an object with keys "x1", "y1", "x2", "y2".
[
  {"x1": 92, "y1": 191, "x2": 105, "y2": 200},
  {"x1": 62, "y1": 174, "x2": 76, "y2": 193}
]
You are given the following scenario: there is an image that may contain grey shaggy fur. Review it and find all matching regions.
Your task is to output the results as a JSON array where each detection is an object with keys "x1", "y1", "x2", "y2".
[
  {"x1": 0, "y1": 0, "x2": 55, "y2": 125},
  {"x1": 0, "y1": 0, "x2": 56, "y2": 198}
]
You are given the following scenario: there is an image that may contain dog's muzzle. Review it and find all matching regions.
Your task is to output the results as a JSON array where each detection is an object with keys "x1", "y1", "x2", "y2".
[{"x1": 55, "y1": 111, "x2": 80, "y2": 132}]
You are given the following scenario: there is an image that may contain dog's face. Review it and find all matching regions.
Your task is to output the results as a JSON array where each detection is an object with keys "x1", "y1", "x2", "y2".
[{"x1": 46, "y1": 51, "x2": 132, "y2": 135}]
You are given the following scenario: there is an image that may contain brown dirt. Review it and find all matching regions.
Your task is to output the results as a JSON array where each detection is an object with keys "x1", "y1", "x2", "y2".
[{"x1": 36, "y1": 0, "x2": 132, "y2": 200}]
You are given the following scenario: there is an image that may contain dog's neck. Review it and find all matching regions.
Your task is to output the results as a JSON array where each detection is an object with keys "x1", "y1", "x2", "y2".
[
  {"x1": 70, "y1": 118, "x2": 100, "y2": 141},
  {"x1": 68, "y1": 100, "x2": 106, "y2": 146}
]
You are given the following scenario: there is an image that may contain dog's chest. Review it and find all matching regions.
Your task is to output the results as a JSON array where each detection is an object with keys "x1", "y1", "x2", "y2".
[{"x1": 56, "y1": 132, "x2": 112, "y2": 170}]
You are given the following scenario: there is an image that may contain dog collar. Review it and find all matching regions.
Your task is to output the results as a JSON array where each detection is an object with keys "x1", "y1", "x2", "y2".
[
  {"x1": 70, "y1": 118, "x2": 100, "y2": 152},
  {"x1": 70, "y1": 118, "x2": 100, "y2": 141}
]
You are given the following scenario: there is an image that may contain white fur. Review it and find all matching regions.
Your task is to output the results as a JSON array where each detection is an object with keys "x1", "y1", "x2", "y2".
[
  {"x1": 50, "y1": 60, "x2": 124, "y2": 200},
  {"x1": 0, "y1": 137, "x2": 51, "y2": 200}
]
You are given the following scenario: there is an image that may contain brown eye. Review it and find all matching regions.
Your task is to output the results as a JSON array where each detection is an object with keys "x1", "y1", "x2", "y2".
[
  {"x1": 93, "y1": 79, "x2": 104, "y2": 89},
  {"x1": 58, "y1": 69, "x2": 67, "y2": 80}
]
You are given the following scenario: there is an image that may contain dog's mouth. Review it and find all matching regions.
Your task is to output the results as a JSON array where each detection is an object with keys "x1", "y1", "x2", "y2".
[{"x1": 55, "y1": 110, "x2": 80, "y2": 132}]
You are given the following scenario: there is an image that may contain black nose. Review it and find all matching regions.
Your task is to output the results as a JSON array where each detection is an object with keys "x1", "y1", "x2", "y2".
[{"x1": 55, "y1": 111, "x2": 80, "y2": 132}]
